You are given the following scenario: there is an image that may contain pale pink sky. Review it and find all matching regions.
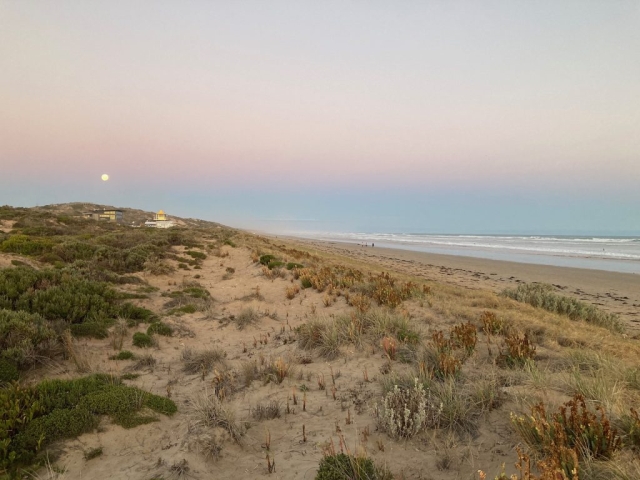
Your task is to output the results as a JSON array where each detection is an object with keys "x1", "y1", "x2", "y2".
[{"x1": 1, "y1": 1, "x2": 639, "y2": 232}]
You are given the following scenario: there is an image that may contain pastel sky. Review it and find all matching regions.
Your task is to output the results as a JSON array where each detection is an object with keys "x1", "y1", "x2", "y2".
[{"x1": 1, "y1": 1, "x2": 639, "y2": 234}]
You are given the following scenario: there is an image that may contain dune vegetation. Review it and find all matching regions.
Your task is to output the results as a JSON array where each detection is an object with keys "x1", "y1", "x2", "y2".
[{"x1": 0, "y1": 204, "x2": 638, "y2": 479}]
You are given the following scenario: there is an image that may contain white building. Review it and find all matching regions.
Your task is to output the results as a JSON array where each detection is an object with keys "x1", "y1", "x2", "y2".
[{"x1": 145, "y1": 210, "x2": 175, "y2": 228}]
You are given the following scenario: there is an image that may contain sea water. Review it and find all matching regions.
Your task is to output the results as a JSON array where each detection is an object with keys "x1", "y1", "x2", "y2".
[{"x1": 297, "y1": 233, "x2": 640, "y2": 274}]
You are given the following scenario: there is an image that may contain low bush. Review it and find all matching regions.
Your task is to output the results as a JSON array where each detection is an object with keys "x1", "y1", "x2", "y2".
[
  {"x1": 428, "y1": 322, "x2": 478, "y2": 379},
  {"x1": 267, "y1": 260, "x2": 285, "y2": 270},
  {"x1": 259, "y1": 254, "x2": 277, "y2": 266},
  {"x1": 286, "y1": 262, "x2": 304, "y2": 270},
  {"x1": 502, "y1": 283, "x2": 624, "y2": 333},
  {"x1": 0, "y1": 358, "x2": 19, "y2": 383},
  {"x1": 70, "y1": 321, "x2": 110, "y2": 339},
  {"x1": 132, "y1": 332, "x2": 153, "y2": 348},
  {"x1": 376, "y1": 379, "x2": 440, "y2": 439},
  {"x1": 0, "y1": 234, "x2": 55, "y2": 256},
  {"x1": 186, "y1": 250, "x2": 207, "y2": 260},
  {"x1": 497, "y1": 332, "x2": 536, "y2": 368},
  {"x1": 512, "y1": 394, "x2": 620, "y2": 477},
  {"x1": 0, "y1": 374, "x2": 176, "y2": 472},
  {"x1": 147, "y1": 321, "x2": 173, "y2": 336},
  {"x1": 480, "y1": 311, "x2": 507, "y2": 335},
  {"x1": 110, "y1": 350, "x2": 134, "y2": 360},
  {"x1": 0, "y1": 309, "x2": 57, "y2": 367}
]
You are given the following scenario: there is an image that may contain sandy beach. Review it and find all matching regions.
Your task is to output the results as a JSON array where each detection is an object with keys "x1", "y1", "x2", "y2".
[{"x1": 291, "y1": 238, "x2": 640, "y2": 334}]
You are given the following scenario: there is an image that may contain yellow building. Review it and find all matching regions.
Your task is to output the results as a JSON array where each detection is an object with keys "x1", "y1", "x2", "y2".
[
  {"x1": 145, "y1": 210, "x2": 175, "y2": 228},
  {"x1": 83, "y1": 209, "x2": 123, "y2": 223}
]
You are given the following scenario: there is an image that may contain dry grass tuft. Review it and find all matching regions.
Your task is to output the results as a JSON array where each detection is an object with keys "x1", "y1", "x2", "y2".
[
  {"x1": 132, "y1": 353, "x2": 156, "y2": 371},
  {"x1": 62, "y1": 330, "x2": 92, "y2": 373},
  {"x1": 251, "y1": 400, "x2": 281, "y2": 420},
  {"x1": 181, "y1": 347, "x2": 227, "y2": 374},
  {"x1": 234, "y1": 307, "x2": 259, "y2": 330},
  {"x1": 190, "y1": 389, "x2": 244, "y2": 443}
]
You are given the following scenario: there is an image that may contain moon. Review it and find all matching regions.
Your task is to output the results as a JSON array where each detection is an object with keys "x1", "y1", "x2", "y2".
[{"x1": 101, "y1": 174, "x2": 109, "y2": 181}]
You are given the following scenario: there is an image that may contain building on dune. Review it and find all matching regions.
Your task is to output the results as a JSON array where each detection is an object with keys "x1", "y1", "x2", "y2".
[
  {"x1": 82, "y1": 209, "x2": 123, "y2": 223},
  {"x1": 144, "y1": 210, "x2": 175, "y2": 229}
]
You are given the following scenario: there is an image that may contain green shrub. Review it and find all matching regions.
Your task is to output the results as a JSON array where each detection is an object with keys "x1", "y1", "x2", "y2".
[
  {"x1": 1, "y1": 374, "x2": 177, "y2": 472},
  {"x1": 147, "y1": 322, "x2": 173, "y2": 336},
  {"x1": 0, "y1": 234, "x2": 55, "y2": 256},
  {"x1": 267, "y1": 260, "x2": 285, "y2": 270},
  {"x1": 185, "y1": 250, "x2": 207, "y2": 260},
  {"x1": 223, "y1": 239, "x2": 236, "y2": 247},
  {"x1": 286, "y1": 262, "x2": 304, "y2": 270},
  {"x1": 110, "y1": 350, "x2": 134, "y2": 360},
  {"x1": 119, "y1": 303, "x2": 156, "y2": 324},
  {"x1": 502, "y1": 283, "x2": 624, "y2": 333},
  {"x1": 10, "y1": 259, "x2": 29, "y2": 267},
  {"x1": 52, "y1": 240, "x2": 98, "y2": 263},
  {"x1": 0, "y1": 358, "x2": 19, "y2": 383},
  {"x1": 259, "y1": 254, "x2": 276, "y2": 266},
  {"x1": 70, "y1": 321, "x2": 110, "y2": 339},
  {"x1": 0, "y1": 309, "x2": 56, "y2": 367},
  {"x1": 170, "y1": 304, "x2": 197, "y2": 315},
  {"x1": 301, "y1": 277, "x2": 313, "y2": 289},
  {"x1": 132, "y1": 332, "x2": 153, "y2": 348}
]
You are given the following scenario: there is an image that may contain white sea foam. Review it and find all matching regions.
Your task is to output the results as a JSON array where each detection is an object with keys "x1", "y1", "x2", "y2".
[{"x1": 291, "y1": 231, "x2": 640, "y2": 274}]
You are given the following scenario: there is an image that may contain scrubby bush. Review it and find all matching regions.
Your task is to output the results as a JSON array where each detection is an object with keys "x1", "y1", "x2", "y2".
[
  {"x1": 186, "y1": 250, "x2": 207, "y2": 260},
  {"x1": 376, "y1": 379, "x2": 440, "y2": 439},
  {"x1": 512, "y1": 394, "x2": 620, "y2": 477},
  {"x1": 0, "y1": 234, "x2": 55, "y2": 256},
  {"x1": 109, "y1": 350, "x2": 134, "y2": 360},
  {"x1": 259, "y1": 254, "x2": 277, "y2": 265},
  {"x1": 286, "y1": 262, "x2": 304, "y2": 270},
  {"x1": 0, "y1": 309, "x2": 56, "y2": 367},
  {"x1": 497, "y1": 332, "x2": 536, "y2": 368},
  {"x1": 267, "y1": 260, "x2": 285, "y2": 270},
  {"x1": 132, "y1": 332, "x2": 153, "y2": 348},
  {"x1": 147, "y1": 321, "x2": 173, "y2": 336},
  {"x1": 503, "y1": 283, "x2": 624, "y2": 333},
  {"x1": 0, "y1": 358, "x2": 19, "y2": 383},
  {"x1": 0, "y1": 374, "x2": 176, "y2": 472},
  {"x1": 70, "y1": 322, "x2": 110, "y2": 339}
]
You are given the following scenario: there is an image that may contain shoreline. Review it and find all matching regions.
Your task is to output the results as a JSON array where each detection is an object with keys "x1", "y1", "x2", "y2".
[{"x1": 285, "y1": 237, "x2": 640, "y2": 333}]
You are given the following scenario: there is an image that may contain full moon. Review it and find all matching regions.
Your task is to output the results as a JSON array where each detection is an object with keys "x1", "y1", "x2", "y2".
[{"x1": 101, "y1": 174, "x2": 109, "y2": 181}]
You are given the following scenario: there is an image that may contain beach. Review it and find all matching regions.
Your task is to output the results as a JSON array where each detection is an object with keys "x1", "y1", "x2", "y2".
[{"x1": 291, "y1": 238, "x2": 640, "y2": 334}]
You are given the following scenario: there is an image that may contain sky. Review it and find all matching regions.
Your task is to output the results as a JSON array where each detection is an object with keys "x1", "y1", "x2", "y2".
[{"x1": 1, "y1": 1, "x2": 639, "y2": 235}]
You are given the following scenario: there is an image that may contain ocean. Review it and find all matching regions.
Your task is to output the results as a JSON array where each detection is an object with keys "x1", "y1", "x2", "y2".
[{"x1": 296, "y1": 232, "x2": 640, "y2": 274}]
